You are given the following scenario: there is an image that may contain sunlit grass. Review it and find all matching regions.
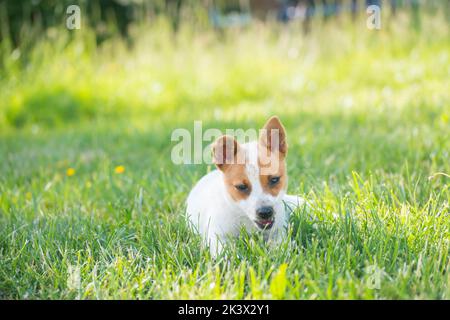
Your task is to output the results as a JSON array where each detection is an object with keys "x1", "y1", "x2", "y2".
[{"x1": 0, "y1": 11, "x2": 449, "y2": 299}]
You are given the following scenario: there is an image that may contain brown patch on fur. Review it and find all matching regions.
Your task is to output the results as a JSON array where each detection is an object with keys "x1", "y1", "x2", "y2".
[
  {"x1": 259, "y1": 116, "x2": 288, "y2": 156},
  {"x1": 258, "y1": 149, "x2": 287, "y2": 196},
  {"x1": 212, "y1": 135, "x2": 250, "y2": 201},
  {"x1": 258, "y1": 116, "x2": 288, "y2": 196},
  {"x1": 212, "y1": 135, "x2": 239, "y2": 171},
  {"x1": 222, "y1": 164, "x2": 252, "y2": 201}
]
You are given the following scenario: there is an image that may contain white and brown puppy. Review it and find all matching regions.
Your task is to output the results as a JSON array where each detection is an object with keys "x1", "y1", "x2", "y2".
[{"x1": 186, "y1": 116, "x2": 303, "y2": 257}]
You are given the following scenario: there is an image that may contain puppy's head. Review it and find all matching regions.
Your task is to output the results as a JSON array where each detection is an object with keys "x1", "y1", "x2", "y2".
[{"x1": 212, "y1": 116, "x2": 288, "y2": 231}]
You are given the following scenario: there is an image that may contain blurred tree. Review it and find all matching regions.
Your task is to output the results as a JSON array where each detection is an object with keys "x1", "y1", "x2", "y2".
[
  {"x1": 0, "y1": 0, "x2": 194, "y2": 47},
  {"x1": 0, "y1": 0, "x2": 441, "y2": 49}
]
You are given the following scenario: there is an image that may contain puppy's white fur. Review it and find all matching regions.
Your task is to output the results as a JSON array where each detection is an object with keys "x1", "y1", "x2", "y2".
[{"x1": 187, "y1": 138, "x2": 303, "y2": 257}]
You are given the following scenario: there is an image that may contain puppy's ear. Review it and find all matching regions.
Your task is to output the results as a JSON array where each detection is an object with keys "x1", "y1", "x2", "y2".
[
  {"x1": 212, "y1": 135, "x2": 241, "y2": 171},
  {"x1": 259, "y1": 116, "x2": 288, "y2": 155}
]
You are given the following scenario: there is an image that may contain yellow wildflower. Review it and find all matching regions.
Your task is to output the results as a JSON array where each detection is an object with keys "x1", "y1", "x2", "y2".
[
  {"x1": 66, "y1": 168, "x2": 76, "y2": 177},
  {"x1": 114, "y1": 165, "x2": 125, "y2": 174}
]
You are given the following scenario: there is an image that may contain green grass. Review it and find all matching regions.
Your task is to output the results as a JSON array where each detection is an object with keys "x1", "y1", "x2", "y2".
[{"x1": 0, "y1": 11, "x2": 449, "y2": 299}]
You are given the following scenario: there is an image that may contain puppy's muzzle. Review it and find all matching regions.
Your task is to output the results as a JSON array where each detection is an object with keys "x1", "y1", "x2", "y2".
[{"x1": 255, "y1": 206, "x2": 274, "y2": 230}]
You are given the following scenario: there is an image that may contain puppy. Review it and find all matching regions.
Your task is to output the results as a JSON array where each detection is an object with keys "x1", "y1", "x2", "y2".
[{"x1": 186, "y1": 116, "x2": 303, "y2": 257}]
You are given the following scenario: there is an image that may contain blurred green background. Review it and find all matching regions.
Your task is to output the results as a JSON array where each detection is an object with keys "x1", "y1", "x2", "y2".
[
  {"x1": 0, "y1": 1, "x2": 449, "y2": 299},
  {"x1": 1, "y1": 1, "x2": 449, "y2": 131}
]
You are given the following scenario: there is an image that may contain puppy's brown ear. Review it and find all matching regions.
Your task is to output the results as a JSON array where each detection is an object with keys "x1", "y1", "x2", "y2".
[
  {"x1": 259, "y1": 116, "x2": 288, "y2": 155},
  {"x1": 212, "y1": 135, "x2": 241, "y2": 171}
]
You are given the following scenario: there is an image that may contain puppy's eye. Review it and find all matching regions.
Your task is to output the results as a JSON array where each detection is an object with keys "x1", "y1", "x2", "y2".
[
  {"x1": 269, "y1": 176, "x2": 280, "y2": 186},
  {"x1": 235, "y1": 184, "x2": 249, "y2": 192}
]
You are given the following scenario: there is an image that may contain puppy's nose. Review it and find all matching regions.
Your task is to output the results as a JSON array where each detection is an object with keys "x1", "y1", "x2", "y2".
[{"x1": 256, "y1": 206, "x2": 274, "y2": 219}]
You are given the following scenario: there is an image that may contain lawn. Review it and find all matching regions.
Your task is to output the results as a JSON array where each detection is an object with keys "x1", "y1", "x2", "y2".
[{"x1": 0, "y1": 11, "x2": 449, "y2": 299}]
